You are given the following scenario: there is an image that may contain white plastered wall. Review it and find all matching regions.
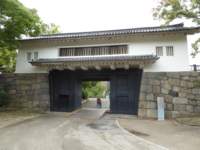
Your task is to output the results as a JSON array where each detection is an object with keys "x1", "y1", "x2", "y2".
[
  {"x1": 128, "y1": 34, "x2": 190, "y2": 72},
  {"x1": 15, "y1": 34, "x2": 190, "y2": 73},
  {"x1": 15, "y1": 47, "x2": 58, "y2": 73}
]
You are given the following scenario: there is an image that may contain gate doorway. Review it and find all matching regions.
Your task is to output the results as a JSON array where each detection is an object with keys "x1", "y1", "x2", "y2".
[
  {"x1": 81, "y1": 81, "x2": 110, "y2": 110},
  {"x1": 49, "y1": 69, "x2": 142, "y2": 115}
]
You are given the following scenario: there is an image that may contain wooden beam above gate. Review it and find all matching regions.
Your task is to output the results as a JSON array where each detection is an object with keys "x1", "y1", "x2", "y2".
[{"x1": 30, "y1": 54, "x2": 159, "y2": 71}]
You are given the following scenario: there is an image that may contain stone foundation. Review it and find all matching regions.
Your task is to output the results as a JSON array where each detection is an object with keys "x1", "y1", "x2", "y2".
[
  {"x1": 1, "y1": 72, "x2": 200, "y2": 118},
  {"x1": 138, "y1": 72, "x2": 200, "y2": 118},
  {"x1": 0, "y1": 74, "x2": 49, "y2": 111}
]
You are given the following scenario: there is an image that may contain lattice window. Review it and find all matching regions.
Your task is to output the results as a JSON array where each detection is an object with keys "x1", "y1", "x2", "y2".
[
  {"x1": 166, "y1": 46, "x2": 174, "y2": 56},
  {"x1": 59, "y1": 45, "x2": 128, "y2": 56},
  {"x1": 27, "y1": 52, "x2": 32, "y2": 61},
  {"x1": 156, "y1": 46, "x2": 163, "y2": 56},
  {"x1": 34, "y1": 52, "x2": 38, "y2": 60}
]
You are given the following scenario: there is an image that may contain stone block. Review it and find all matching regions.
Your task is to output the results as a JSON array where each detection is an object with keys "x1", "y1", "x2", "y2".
[
  {"x1": 141, "y1": 79, "x2": 149, "y2": 84},
  {"x1": 173, "y1": 97, "x2": 188, "y2": 104},
  {"x1": 41, "y1": 95, "x2": 49, "y2": 101},
  {"x1": 165, "y1": 111, "x2": 172, "y2": 118},
  {"x1": 138, "y1": 109, "x2": 147, "y2": 118},
  {"x1": 8, "y1": 90, "x2": 16, "y2": 95},
  {"x1": 179, "y1": 92, "x2": 187, "y2": 97},
  {"x1": 138, "y1": 101, "x2": 146, "y2": 108},
  {"x1": 162, "y1": 83, "x2": 171, "y2": 90},
  {"x1": 187, "y1": 94, "x2": 195, "y2": 99},
  {"x1": 146, "y1": 109, "x2": 157, "y2": 118},
  {"x1": 161, "y1": 88, "x2": 168, "y2": 94},
  {"x1": 194, "y1": 106, "x2": 200, "y2": 113},
  {"x1": 181, "y1": 88, "x2": 192, "y2": 94},
  {"x1": 192, "y1": 89, "x2": 200, "y2": 94},
  {"x1": 150, "y1": 80, "x2": 160, "y2": 86},
  {"x1": 152, "y1": 85, "x2": 160, "y2": 94},
  {"x1": 40, "y1": 83, "x2": 49, "y2": 89},
  {"x1": 180, "y1": 81, "x2": 188, "y2": 87},
  {"x1": 171, "y1": 111, "x2": 180, "y2": 118},
  {"x1": 164, "y1": 95, "x2": 173, "y2": 103},
  {"x1": 170, "y1": 79, "x2": 180, "y2": 86},
  {"x1": 182, "y1": 76, "x2": 190, "y2": 80},
  {"x1": 145, "y1": 101, "x2": 157, "y2": 109},
  {"x1": 146, "y1": 94, "x2": 154, "y2": 101},
  {"x1": 186, "y1": 105, "x2": 194, "y2": 113},
  {"x1": 168, "y1": 90, "x2": 179, "y2": 97},
  {"x1": 197, "y1": 101, "x2": 200, "y2": 105},
  {"x1": 33, "y1": 100, "x2": 40, "y2": 107},
  {"x1": 20, "y1": 85, "x2": 30, "y2": 90},
  {"x1": 190, "y1": 72, "x2": 199, "y2": 77},
  {"x1": 173, "y1": 86, "x2": 180, "y2": 92},
  {"x1": 187, "y1": 82, "x2": 194, "y2": 88},
  {"x1": 166, "y1": 73, "x2": 180, "y2": 79},
  {"x1": 141, "y1": 85, "x2": 152, "y2": 93},
  {"x1": 166, "y1": 104, "x2": 173, "y2": 111},
  {"x1": 188, "y1": 100, "x2": 197, "y2": 105},
  {"x1": 139, "y1": 93, "x2": 146, "y2": 101},
  {"x1": 174, "y1": 104, "x2": 186, "y2": 111},
  {"x1": 32, "y1": 84, "x2": 40, "y2": 89}
]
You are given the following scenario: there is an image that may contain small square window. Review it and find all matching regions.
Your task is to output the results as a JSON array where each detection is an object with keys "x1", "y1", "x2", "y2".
[
  {"x1": 156, "y1": 46, "x2": 163, "y2": 56},
  {"x1": 34, "y1": 52, "x2": 38, "y2": 60},
  {"x1": 27, "y1": 52, "x2": 32, "y2": 61},
  {"x1": 166, "y1": 46, "x2": 174, "y2": 56}
]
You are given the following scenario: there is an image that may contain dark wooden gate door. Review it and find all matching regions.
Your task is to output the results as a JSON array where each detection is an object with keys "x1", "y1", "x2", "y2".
[
  {"x1": 49, "y1": 70, "x2": 81, "y2": 112},
  {"x1": 49, "y1": 69, "x2": 142, "y2": 114},
  {"x1": 110, "y1": 70, "x2": 142, "y2": 115}
]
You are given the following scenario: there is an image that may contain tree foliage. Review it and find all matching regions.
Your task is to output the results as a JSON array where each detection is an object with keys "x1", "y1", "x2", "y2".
[
  {"x1": 82, "y1": 81, "x2": 108, "y2": 100},
  {"x1": 0, "y1": 0, "x2": 60, "y2": 72},
  {"x1": 41, "y1": 23, "x2": 60, "y2": 35},
  {"x1": 153, "y1": 0, "x2": 200, "y2": 56},
  {"x1": 0, "y1": 49, "x2": 16, "y2": 72}
]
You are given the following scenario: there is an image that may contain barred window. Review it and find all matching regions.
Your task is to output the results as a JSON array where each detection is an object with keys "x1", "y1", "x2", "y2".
[
  {"x1": 156, "y1": 46, "x2": 163, "y2": 56},
  {"x1": 34, "y1": 52, "x2": 38, "y2": 60},
  {"x1": 166, "y1": 46, "x2": 174, "y2": 56},
  {"x1": 59, "y1": 45, "x2": 128, "y2": 56},
  {"x1": 27, "y1": 52, "x2": 32, "y2": 61}
]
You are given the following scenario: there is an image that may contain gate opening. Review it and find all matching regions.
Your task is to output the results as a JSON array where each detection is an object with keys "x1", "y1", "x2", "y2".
[
  {"x1": 81, "y1": 81, "x2": 110, "y2": 110},
  {"x1": 49, "y1": 69, "x2": 142, "y2": 115}
]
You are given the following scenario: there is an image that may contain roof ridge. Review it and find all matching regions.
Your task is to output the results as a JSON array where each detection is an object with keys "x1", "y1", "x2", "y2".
[
  {"x1": 21, "y1": 23, "x2": 199, "y2": 41},
  {"x1": 38, "y1": 23, "x2": 184, "y2": 37}
]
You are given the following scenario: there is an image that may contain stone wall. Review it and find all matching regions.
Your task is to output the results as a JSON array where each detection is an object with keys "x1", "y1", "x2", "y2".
[
  {"x1": 0, "y1": 74, "x2": 49, "y2": 111},
  {"x1": 1, "y1": 72, "x2": 200, "y2": 118},
  {"x1": 138, "y1": 72, "x2": 200, "y2": 118}
]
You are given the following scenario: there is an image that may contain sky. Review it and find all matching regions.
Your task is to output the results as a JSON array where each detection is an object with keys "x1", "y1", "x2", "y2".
[{"x1": 19, "y1": 0, "x2": 199, "y2": 64}]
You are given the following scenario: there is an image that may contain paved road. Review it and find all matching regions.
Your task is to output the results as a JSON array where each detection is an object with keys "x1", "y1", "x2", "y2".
[{"x1": 0, "y1": 108, "x2": 167, "y2": 150}]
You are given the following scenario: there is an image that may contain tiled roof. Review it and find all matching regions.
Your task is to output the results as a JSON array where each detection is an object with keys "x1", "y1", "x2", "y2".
[
  {"x1": 30, "y1": 54, "x2": 159, "y2": 65},
  {"x1": 22, "y1": 23, "x2": 200, "y2": 41}
]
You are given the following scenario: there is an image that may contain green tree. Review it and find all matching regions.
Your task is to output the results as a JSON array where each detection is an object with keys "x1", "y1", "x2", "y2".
[
  {"x1": 41, "y1": 23, "x2": 60, "y2": 35},
  {"x1": 82, "y1": 81, "x2": 107, "y2": 99},
  {"x1": 0, "y1": 49, "x2": 16, "y2": 72},
  {"x1": 0, "y1": 0, "x2": 60, "y2": 72},
  {"x1": 153, "y1": 0, "x2": 200, "y2": 57}
]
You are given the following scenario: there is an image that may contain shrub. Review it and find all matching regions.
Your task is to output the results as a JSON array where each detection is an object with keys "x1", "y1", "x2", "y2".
[{"x1": 0, "y1": 86, "x2": 10, "y2": 107}]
